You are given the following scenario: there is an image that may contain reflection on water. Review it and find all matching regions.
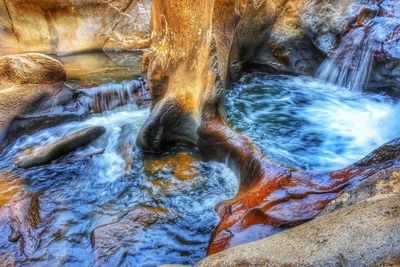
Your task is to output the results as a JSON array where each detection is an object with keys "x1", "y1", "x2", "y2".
[
  {"x1": 0, "y1": 52, "x2": 398, "y2": 265},
  {"x1": 0, "y1": 105, "x2": 238, "y2": 266},
  {"x1": 59, "y1": 51, "x2": 144, "y2": 87},
  {"x1": 227, "y1": 73, "x2": 400, "y2": 171},
  {"x1": 0, "y1": 52, "x2": 238, "y2": 266}
]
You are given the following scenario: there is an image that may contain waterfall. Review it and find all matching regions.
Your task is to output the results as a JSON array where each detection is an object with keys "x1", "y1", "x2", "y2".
[
  {"x1": 79, "y1": 78, "x2": 150, "y2": 113},
  {"x1": 316, "y1": 1, "x2": 400, "y2": 91}
]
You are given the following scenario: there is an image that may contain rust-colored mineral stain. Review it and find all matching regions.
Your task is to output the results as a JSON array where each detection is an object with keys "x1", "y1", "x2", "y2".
[
  {"x1": 0, "y1": 172, "x2": 25, "y2": 206},
  {"x1": 144, "y1": 152, "x2": 199, "y2": 181},
  {"x1": 200, "y1": 111, "x2": 398, "y2": 255}
]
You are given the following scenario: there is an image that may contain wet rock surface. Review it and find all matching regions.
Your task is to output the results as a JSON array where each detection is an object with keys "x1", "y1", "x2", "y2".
[
  {"x1": 0, "y1": 53, "x2": 66, "y2": 86},
  {"x1": 15, "y1": 126, "x2": 106, "y2": 168},
  {"x1": 198, "y1": 193, "x2": 400, "y2": 267},
  {"x1": 0, "y1": 192, "x2": 42, "y2": 265},
  {"x1": 91, "y1": 206, "x2": 169, "y2": 264},
  {"x1": 138, "y1": 1, "x2": 400, "y2": 259}
]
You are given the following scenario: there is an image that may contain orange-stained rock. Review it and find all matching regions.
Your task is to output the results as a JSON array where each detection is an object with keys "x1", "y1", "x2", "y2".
[
  {"x1": 0, "y1": 0, "x2": 151, "y2": 55},
  {"x1": 0, "y1": 173, "x2": 25, "y2": 206},
  {"x1": 144, "y1": 152, "x2": 199, "y2": 181},
  {"x1": 207, "y1": 137, "x2": 400, "y2": 254},
  {"x1": 138, "y1": 0, "x2": 400, "y2": 256}
]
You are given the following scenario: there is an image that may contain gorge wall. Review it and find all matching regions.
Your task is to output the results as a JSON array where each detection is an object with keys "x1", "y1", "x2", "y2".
[{"x1": 0, "y1": 0, "x2": 151, "y2": 55}]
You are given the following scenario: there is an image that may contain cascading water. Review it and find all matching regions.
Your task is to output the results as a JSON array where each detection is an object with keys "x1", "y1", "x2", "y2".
[
  {"x1": 0, "y1": 25, "x2": 399, "y2": 264},
  {"x1": 0, "y1": 52, "x2": 239, "y2": 266},
  {"x1": 316, "y1": 0, "x2": 400, "y2": 91},
  {"x1": 78, "y1": 78, "x2": 150, "y2": 113}
]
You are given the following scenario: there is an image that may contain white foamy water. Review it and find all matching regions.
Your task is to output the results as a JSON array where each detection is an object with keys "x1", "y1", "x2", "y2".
[{"x1": 227, "y1": 74, "x2": 400, "y2": 171}]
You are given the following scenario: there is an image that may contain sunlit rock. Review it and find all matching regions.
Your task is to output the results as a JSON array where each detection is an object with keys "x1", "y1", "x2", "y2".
[
  {"x1": 0, "y1": 0, "x2": 151, "y2": 55},
  {"x1": 197, "y1": 194, "x2": 400, "y2": 267},
  {"x1": 0, "y1": 53, "x2": 65, "y2": 86},
  {"x1": 0, "y1": 53, "x2": 66, "y2": 143},
  {"x1": 137, "y1": 0, "x2": 400, "y2": 256},
  {"x1": 207, "y1": 137, "x2": 400, "y2": 254}
]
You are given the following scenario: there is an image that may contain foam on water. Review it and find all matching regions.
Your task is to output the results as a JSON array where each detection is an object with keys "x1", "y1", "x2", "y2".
[
  {"x1": 227, "y1": 73, "x2": 400, "y2": 171},
  {"x1": 0, "y1": 103, "x2": 239, "y2": 266}
]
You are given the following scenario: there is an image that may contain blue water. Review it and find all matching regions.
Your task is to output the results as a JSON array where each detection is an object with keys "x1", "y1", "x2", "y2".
[{"x1": 227, "y1": 73, "x2": 400, "y2": 171}]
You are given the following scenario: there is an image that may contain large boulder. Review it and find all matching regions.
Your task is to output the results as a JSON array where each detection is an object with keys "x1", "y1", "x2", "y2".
[
  {"x1": 0, "y1": 0, "x2": 151, "y2": 55},
  {"x1": 197, "y1": 194, "x2": 400, "y2": 267},
  {"x1": 0, "y1": 53, "x2": 66, "y2": 142},
  {"x1": 0, "y1": 53, "x2": 66, "y2": 86}
]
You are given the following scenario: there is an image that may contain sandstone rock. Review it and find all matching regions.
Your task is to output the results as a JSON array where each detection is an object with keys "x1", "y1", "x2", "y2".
[
  {"x1": 0, "y1": 0, "x2": 151, "y2": 56},
  {"x1": 322, "y1": 166, "x2": 400, "y2": 215},
  {"x1": 0, "y1": 53, "x2": 65, "y2": 86},
  {"x1": 15, "y1": 126, "x2": 106, "y2": 168},
  {"x1": 0, "y1": 53, "x2": 66, "y2": 142},
  {"x1": 197, "y1": 194, "x2": 400, "y2": 267},
  {"x1": 91, "y1": 206, "x2": 168, "y2": 264}
]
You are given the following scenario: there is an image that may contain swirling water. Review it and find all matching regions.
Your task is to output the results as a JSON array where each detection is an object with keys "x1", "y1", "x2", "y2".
[
  {"x1": 227, "y1": 73, "x2": 400, "y2": 171},
  {"x1": 0, "y1": 52, "x2": 399, "y2": 266},
  {"x1": 0, "y1": 52, "x2": 238, "y2": 266}
]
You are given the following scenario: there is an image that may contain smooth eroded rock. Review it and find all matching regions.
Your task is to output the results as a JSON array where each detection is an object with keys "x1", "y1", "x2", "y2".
[
  {"x1": 0, "y1": 53, "x2": 66, "y2": 142},
  {"x1": 0, "y1": 53, "x2": 65, "y2": 86},
  {"x1": 198, "y1": 194, "x2": 400, "y2": 267},
  {"x1": 15, "y1": 126, "x2": 106, "y2": 168}
]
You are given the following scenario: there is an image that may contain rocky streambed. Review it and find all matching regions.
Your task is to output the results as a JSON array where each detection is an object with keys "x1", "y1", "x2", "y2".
[
  {"x1": 0, "y1": 0, "x2": 399, "y2": 266},
  {"x1": 0, "y1": 51, "x2": 398, "y2": 266}
]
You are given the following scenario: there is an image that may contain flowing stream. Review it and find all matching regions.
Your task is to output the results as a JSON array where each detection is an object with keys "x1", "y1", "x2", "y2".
[
  {"x1": 0, "y1": 52, "x2": 238, "y2": 266},
  {"x1": 0, "y1": 52, "x2": 398, "y2": 266},
  {"x1": 227, "y1": 73, "x2": 400, "y2": 171}
]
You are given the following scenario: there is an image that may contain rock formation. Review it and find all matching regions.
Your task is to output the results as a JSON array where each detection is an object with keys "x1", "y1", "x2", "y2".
[
  {"x1": 15, "y1": 126, "x2": 106, "y2": 168},
  {"x1": 0, "y1": 0, "x2": 151, "y2": 55},
  {"x1": 91, "y1": 206, "x2": 169, "y2": 264},
  {"x1": 197, "y1": 167, "x2": 400, "y2": 266},
  {"x1": 0, "y1": 53, "x2": 66, "y2": 142},
  {"x1": 137, "y1": 0, "x2": 400, "y2": 255}
]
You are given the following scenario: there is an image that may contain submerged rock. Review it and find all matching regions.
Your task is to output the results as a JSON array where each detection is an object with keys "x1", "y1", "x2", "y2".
[
  {"x1": 0, "y1": 193, "x2": 42, "y2": 264},
  {"x1": 91, "y1": 206, "x2": 169, "y2": 264},
  {"x1": 15, "y1": 126, "x2": 106, "y2": 168}
]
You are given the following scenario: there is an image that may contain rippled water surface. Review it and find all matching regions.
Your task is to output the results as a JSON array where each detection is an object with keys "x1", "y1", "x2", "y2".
[
  {"x1": 227, "y1": 73, "x2": 400, "y2": 171},
  {"x1": 1, "y1": 53, "x2": 399, "y2": 266},
  {"x1": 0, "y1": 52, "x2": 238, "y2": 266}
]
